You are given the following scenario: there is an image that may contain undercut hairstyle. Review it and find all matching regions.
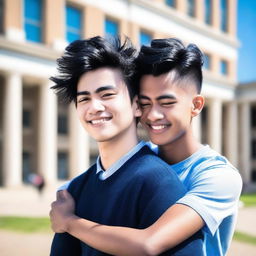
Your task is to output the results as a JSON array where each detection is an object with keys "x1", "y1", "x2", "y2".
[
  {"x1": 136, "y1": 38, "x2": 204, "y2": 93},
  {"x1": 50, "y1": 36, "x2": 138, "y2": 104}
]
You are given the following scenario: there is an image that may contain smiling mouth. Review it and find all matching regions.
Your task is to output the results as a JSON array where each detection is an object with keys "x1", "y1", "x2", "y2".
[
  {"x1": 148, "y1": 124, "x2": 170, "y2": 132},
  {"x1": 88, "y1": 117, "x2": 112, "y2": 124}
]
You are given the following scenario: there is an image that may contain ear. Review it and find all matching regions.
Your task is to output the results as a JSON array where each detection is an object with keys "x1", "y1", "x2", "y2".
[
  {"x1": 132, "y1": 96, "x2": 142, "y2": 117},
  {"x1": 191, "y1": 95, "x2": 204, "y2": 117}
]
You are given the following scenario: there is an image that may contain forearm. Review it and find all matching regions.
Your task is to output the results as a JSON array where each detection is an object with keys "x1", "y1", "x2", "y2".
[
  {"x1": 66, "y1": 215, "x2": 152, "y2": 256},
  {"x1": 65, "y1": 204, "x2": 204, "y2": 256}
]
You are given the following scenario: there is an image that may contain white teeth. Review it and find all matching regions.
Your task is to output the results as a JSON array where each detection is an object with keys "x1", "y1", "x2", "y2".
[
  {"x1": 151, "y1": 125, "x2": 166, "y2": 130},
  {"x1": 91, "y1": 118, "x2": 109, "y2": 124}
]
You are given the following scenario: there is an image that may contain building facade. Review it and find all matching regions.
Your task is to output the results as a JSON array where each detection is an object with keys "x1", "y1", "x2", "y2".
[{"x1": 0, "y1": 0, "x2": 255, "y2": 189}]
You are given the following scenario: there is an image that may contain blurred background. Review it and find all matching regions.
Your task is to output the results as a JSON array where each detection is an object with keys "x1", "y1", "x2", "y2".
[{"x1": 0, "y1": 0, "x2": 256, "y2": 255}]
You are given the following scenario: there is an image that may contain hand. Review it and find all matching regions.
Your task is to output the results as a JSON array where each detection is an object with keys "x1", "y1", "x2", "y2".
[{"x1": 49, "y1": 190, "x2": 76, "y2": 233}]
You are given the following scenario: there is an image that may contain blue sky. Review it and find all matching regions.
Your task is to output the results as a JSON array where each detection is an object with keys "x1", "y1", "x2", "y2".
[{"x1": 237, "y1": 0, "x2": 256, "y2": 83}]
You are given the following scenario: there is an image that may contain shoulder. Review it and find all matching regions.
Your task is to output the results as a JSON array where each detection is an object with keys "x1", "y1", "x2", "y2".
[
  {"x1": 129, "y1": 146, "x2": 186, "y2": 194},
  {"x1": 132, "y1": 146, "x2": 180, "y2": 180},
  {"x1": 68, "y1": 164, "x2": 96, "y2": 194},
  {"x1": 185, "y1": 147, "x2": 242, "y2": 200}
]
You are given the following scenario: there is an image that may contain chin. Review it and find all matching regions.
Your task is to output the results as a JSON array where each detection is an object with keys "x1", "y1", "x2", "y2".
[{"x1": 149, "y1": 137, "x2": 168, "y2": 146}]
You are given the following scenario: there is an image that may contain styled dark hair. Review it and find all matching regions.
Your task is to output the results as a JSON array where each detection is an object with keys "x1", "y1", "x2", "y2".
[
  {"x1": 50, "y1": 36, "x2": 138, "y2": 103},
  {"x1": 136, "y1": 38, "x2": 204, "y2": 93}
]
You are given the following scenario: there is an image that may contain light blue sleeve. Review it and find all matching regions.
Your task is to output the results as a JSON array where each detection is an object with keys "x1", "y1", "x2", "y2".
[
  {"x1": 176, "y1": 165, "x2": 242, "y2": 235},
  {"x1": 57, "y1": 180, "x2": 71, "y2": 191}
]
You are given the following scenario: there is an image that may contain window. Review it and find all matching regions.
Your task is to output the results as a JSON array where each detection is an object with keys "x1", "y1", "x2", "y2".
[
  {"x1": 220, "y1": 60, "x2": 228, "y2": 75},
  {"x1": 24, "y1": 0, "x2": 43, "y2": 42},
  {"x1": 166, "y1": 0, "x2": 176, "y2": 8},
  {"x1": 66, "y1": 5, "x2": 82, "y2": 43},
  {"x1": 140, "y1": 31, "x2": 152, "y2": 46},
  {"x1": 22, "y1": 152, "x2": 31, "y2": 183},
  {"x1": 58, "y1": 152, "x2": 69, "y2": 180},
  {"x1": 23, "y1": 109, "x2": 31, "y2": 128},
  {"x1": 204, "y1": 0, "x2": 212, "y2": 25},
  {"x1": 203, "y1": 54, "x2": 211, "y2": 70},
  {"x1": 58, "y1": 113, "x2": 68, "y2": 135},
  {"x1": 187, "y1": 0, "x2": 195, "y2": 17},
  {"x1": 0, "y1": 0, "x2": 4, "y2": 34},
  {"x1": 252, "y1": 140, "x2": 256, "y2": 159},
  {"x1": 252, "y1": 170, "x2": 256, "y2": 182},
  {"x1": 220, "y1": 0, "x2": 228, "y2": 32},
  {"x1": 105, "y1": 19, "x2": 119, "y2": 37},
  {"x1": 251, "y1": 106, "x2": 256, "y2": 128}
]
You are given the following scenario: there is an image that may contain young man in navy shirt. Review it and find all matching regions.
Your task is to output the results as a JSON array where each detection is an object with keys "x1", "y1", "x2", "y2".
[
  {"x1": 50, "y1": 38, "x2": 242, "y2": 256},
  {"x1": 49, "y1": 36, "x2": 203, "y2": 255}
]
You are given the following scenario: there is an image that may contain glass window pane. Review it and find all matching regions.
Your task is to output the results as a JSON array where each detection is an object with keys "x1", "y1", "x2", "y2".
[
  {"x1": 220, "y1": 0, "x2": 228, "y2": 32},
  {"x1": 66, "y1": 5, "x2": 82, "y2": 43},
  {"x1": 58, "y1": 114, "x2": 68, "y2": 134},
  {"x1": 58, "y1": 152, "x2": 69, "y2": 180},
  {"x1": 25, "y1": 23, "x2": 42, "y2": 42},
  {"x1": 22, "y1": 152, "x2": 31, "y2": 183},
  {"x1": 187, "y1": 0, "x2": 195, "y2": 17},
  {"x1": 24, "y1": 0, "x2": 42, "y2": 42},
  {"x1": 220, "y1": 60, "x2": 228, "y2": 75},
  {"x1": 140, "y1": 31, "x2": 152, "y2": 46},
  {"x1": 251, "y1": 106, "x2": 256, "y2": 128},
  {"x1": 203, "y1": 54, "x2": 211, "y2": 70},
  {"x1": 23, "y1": 110, "x2": 31, "y2": 128},
  {"x1": 105, "y1": 19, "x2": 118, "y2": 36},
  {"x1": 204, "y1": 0, "x2": 212, "y2": 25},
  {"x1": 166, "y1": 0, "x2": 176, "y2": 7}
]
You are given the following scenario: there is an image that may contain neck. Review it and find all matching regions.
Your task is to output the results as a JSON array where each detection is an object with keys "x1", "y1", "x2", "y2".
[
  {"x1": 98, "y1": 125, "x2": 139, "y2": 170},
  {"x1": 158, "y1": 131, "x2": 202, "y2": 165}
]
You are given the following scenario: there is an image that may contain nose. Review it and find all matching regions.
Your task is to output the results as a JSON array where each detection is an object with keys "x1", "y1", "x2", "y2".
[
  {"x1": 146, "y1": 106, "x2": 164, "y2": 122},
  {"x1": 88, "y1": 99, "x2": 105, "y2": 115}
]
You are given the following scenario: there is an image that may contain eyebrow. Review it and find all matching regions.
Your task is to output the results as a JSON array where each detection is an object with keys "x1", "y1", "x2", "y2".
[
  {"x1": 139, "y1": 94, "x2": 177, "y2": 101},
  {"x1": 76, "y1": 85, "x2": 116, "y2": 96}
]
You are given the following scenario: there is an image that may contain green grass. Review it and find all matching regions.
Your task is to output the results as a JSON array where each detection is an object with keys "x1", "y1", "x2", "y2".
[
  {"x1": 0, "y1": 216, "x2": 51, "y2": 233},
  {"x1": 240, "y1": 193, "x2": 256, "y2": 207},
  {"x1": 233, "y1": 231, "x2": 256, "y2": 245}
]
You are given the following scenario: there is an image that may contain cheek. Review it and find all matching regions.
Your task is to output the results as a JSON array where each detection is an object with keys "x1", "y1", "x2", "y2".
[
  {"x1": 76, "y1": 106, "x2": 86, "y2": 120},
  {"x1": 139, "y1": 110, "x2": 148, "y2": 122}
]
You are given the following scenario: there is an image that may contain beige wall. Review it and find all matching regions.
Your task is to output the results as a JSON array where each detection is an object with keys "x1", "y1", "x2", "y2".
[
  {"x1": 45, "y1": 0, "x2": 65, "y2": 45},
  {"x1": 4, "y1": 0, "x2": 23, "y2": 31}
]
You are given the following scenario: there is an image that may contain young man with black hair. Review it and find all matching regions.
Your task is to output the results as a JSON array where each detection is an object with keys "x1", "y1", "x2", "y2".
[
  {"x1": 49, "y1": 36, "x2": 203, "y2": 256},
  {"x1": 50, "y1": 38, "x2": 242, "y2": 256}
]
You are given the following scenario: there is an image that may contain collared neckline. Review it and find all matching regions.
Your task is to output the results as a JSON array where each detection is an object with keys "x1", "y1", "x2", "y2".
[{"x1": 96, "y1": 141, "x2": 146, "y2": 180}]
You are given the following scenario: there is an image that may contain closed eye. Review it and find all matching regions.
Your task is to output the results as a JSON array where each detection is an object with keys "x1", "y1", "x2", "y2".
[
  {"x1": 161, "y1": 102, "x2": 176, "y2": 106},
  {"x1": 139, "y1": 101, "x2": 151, "y2": 108},
  {"x1": 102, "y1": 93, "x2": 116, "y2": 98},
  {"x1": 77, "y1": 97, "x2": 90, "y2": 103}
]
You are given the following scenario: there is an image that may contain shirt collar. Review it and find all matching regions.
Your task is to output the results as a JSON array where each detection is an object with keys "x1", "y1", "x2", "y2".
[{"x1": 96, "y1": 141, "x2": 146, "y2": 180}]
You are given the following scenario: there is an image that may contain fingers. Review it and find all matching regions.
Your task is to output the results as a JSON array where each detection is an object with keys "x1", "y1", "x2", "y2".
[
  {"x1": 56, "y1": 190, "x2": 71, "y2": 201},
  {"x1": 56, "y1": 190, "x2": 64, "y2": 201}
]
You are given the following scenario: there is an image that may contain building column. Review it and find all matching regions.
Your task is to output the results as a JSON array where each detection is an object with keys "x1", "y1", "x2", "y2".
[
  {"x1": 192, "y1": 114, "x2": 202, "y2": 142},
  {"x1": 195, "y1": 0, "x2": 204, "y2": 21},
  {"x1": 38, "y1": 80, "x2": 57, "y2": 184},
  {"x1": 68, "y1": 104, "x2": 90, "y2": 178},
  {"x1": 227, "y1": 0, "x2": 237, "y2": 36},
  {"x1": 176, "y1": 0, "x2": 186, "y2": 13},
  {"x1": 208, "y1": 98, "x2": 222, "y2": 153},
  {"x1": 3, "y1": 72, "x2": 22, "y2": 187},
  {"x1": 45, "y1": 0, "x2": 66, "y2": 50},
  {"x1": 4, "y1": 0, "x2": 25, "y2": 41},
  {"x1": 84, "y1": 6, "x2": 104, "y2": 38},
  {"x1": 239, "y1": 102, "x2": 251, "y2": 184},
  {"x1": 212, "y1": 0, "x2": 220, "y2": 30},
  {"x1": 225, "y1": 101, "x2": 238, "y2": 166}
]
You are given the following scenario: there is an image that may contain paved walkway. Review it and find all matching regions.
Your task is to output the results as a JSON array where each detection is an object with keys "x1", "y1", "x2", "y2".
[{"x1": 0, "y1": 187, "x2": 256, "y2": 255}]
